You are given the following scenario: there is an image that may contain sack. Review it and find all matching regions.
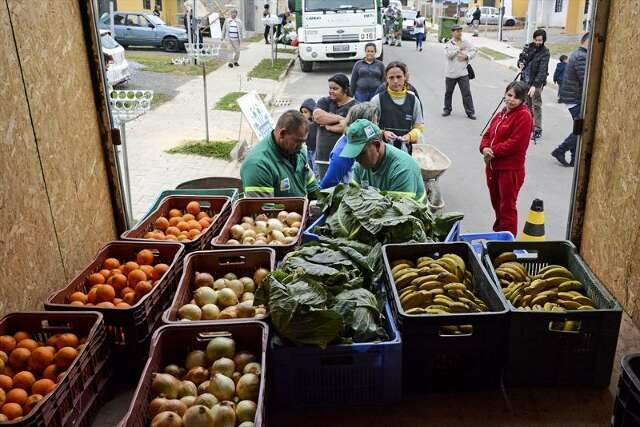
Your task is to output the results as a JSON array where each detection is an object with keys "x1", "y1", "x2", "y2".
[{"x1": 467, "y1": 64, "x2": 476, "y2": 80}]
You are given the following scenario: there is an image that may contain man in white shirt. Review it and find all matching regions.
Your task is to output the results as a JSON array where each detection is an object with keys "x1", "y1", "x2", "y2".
[
  {"x1": 222, "y1": 9, "x2": 244, "y2": 68},
  {"x1": 442, "y1": 25, "x2": 478, "y2": 120}
]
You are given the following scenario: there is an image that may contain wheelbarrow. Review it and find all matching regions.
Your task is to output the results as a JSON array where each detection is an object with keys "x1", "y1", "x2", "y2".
[{"x1": 412, "y1": 144, "x2": 451, "y2": 210}]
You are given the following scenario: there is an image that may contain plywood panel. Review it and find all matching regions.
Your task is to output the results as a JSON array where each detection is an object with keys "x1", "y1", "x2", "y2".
[
  {"x1": 0, "y1": 0, "x2": 67, "y2": 314},
  {"x1": 7, "y1": 0, "x2": 117, "y2": 278},
  {"x1": 581, "y1": 1, "x2": 640, "y2": 328}
]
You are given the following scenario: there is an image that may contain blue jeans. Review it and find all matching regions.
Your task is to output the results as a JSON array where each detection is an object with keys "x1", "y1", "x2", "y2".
[
  {"x1": 558, "y1": 104, "x2": 581, "y2": 160},
  {"x1": 354, "y1": 88, "x2": 378, "y2": 103},
  {"x1": 415, "y1": 32, "x2": 425, "y2": 49},
  {"x1": 307, "y1": 149, "x2": 318, "y2": 177}
]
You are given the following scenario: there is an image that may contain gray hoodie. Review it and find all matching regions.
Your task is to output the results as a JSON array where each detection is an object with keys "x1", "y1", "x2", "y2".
[{"x1": 300, "y1": 98, "x2": 319, "y2": 152}]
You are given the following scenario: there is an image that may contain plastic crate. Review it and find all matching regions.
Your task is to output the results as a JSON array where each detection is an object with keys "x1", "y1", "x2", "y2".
[
  {"x1": 139, "y1": 188, "x2": 239, "y2": 222},
  {"x1": 457, "y1": 231, "x2": 515, "y2": 256},
  {"x1": 212, "y1": 197, "x2": 309, "y2": 259},
  {"x1": 44, "y1": 241, "x2": 184, "y2": 375},
  {"x1": 122, "y1": 195, "x2": 231, "y2": 252},
  {"x1": 382, "y1": 242, "x2": 508, "y2": 390},
  {"x1": 303, "y1": 214, "x2": 461, "y2": 243},
  {"x1": 163, "y1": 248, "x2": 276, "y2": 324},
  {"x1": 0, "y1": 311, "x2": 110, "y2": 427},
  {"x1": 483, "y1": 240, "x2": 623, "y2": 387},
  {"x1": 269, "y1": 303, "x2": 401, "y2": 408},
  {"x1": 614, "y1": 354, "x2": 640, "y2": 427},
  {"x1": 119, "y1": 321, "x2": 268, "y2": 427}
]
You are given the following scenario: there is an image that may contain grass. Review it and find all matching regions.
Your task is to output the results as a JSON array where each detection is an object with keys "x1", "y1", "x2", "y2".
[
  {"x1": 126, "y1": 52, "x2": 223, "y2": 76},
  {"x1": 167, "y1": 140, "x2": 238, "y2": 160},
  {"x1": 214, "y1": 92, "x2": 266, "y2": 112},
  {"x1": 248, "y1": 58, "x2": 291, "y2": 80},
  {"x1": 478, "y1": 47, "x2": 514, "y2": 61},
  {"x1": 245, "y1": 33, "x2": 265, "y2": 43},
  {"x1": 546, "y1": 42, "x2": 578, "y2": 57},
  {"x1": 277, "y1": 48, "x2": 298, "y2": 55},
  {"x1": 151, "y1": 92, "x2": 174, "y2": 109}
]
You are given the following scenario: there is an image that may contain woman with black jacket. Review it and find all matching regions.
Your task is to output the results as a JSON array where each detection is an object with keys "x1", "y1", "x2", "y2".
[{"x1": 518, "y1": 29, "x2": 550, "y2": 140}]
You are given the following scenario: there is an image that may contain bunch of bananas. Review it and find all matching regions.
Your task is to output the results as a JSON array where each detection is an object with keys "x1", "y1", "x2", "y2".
[
  {"x1": 390, "y1": 254, "x2": 489, "y2": 316},
  {"x1": 493, "y1": 252, "x2": 597, "y2": 312}
]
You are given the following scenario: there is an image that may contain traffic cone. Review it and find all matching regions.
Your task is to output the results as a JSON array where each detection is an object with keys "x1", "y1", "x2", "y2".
[{"x1": 520, "y1": 199, "x2": 545, "y2": 241}]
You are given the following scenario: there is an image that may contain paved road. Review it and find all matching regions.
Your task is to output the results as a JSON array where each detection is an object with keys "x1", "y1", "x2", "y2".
[{"x1": 278, "y1": 39, "x2": 575, "y2": 239}]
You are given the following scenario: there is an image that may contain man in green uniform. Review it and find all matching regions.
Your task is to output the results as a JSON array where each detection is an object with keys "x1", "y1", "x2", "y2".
[
  {"x1": 341, "y1": 119, "x2": 426, "y2": 202},
  {"x1": 241, "y1": 110, "x2": 319, "y2": 198}
]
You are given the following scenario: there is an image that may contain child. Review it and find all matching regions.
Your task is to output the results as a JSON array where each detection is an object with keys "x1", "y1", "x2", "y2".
[
  {"x1": 300, "y1": 99, "x2": 319, "y2": 175},
  {"x1": 554, "y1": 55, "x2": 568, "y2": 102}
]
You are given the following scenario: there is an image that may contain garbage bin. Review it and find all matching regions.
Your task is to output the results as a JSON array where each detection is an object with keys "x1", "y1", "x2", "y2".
[{"x1": 438, "y1": 17, "x2": 459, "y2": 42}]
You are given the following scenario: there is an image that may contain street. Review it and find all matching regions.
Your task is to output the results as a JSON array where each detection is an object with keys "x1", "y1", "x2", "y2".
[{"x1": 276, "y1": 36, "x2": 575, "y2": 239}]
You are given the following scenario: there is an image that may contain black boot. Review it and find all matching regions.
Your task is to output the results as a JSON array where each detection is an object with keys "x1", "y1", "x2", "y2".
[{"x1": 551, "y1": 148, "x2": 569, "y2": 166}]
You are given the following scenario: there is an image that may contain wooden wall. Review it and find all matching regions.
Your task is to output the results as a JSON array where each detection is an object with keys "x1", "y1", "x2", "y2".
[
  {"x1": 580, "y1": 0, "x2": 640, "y2": 328},
  {"x1": 0, "y1": 0, "x2": 117, "y2": 315}
]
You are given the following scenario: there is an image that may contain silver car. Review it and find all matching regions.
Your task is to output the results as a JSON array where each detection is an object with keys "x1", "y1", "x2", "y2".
[
  {"x1": 465, "y1": 7, "x2": 517, "y2": 26},
  {"x1": 100, "y1": 30, "x2": 130, "y2": 86},
  {"x1": 99, "y1": 12, "x2": 188, "y2": 51}
]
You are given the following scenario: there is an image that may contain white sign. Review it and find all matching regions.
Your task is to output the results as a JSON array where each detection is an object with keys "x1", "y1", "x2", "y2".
[
  {"x1": 208, "y1": 13, "x2": 222, "y2": 39},
  {"x1": 237, "y1": 92, "x2": 275, "y2": 141}
]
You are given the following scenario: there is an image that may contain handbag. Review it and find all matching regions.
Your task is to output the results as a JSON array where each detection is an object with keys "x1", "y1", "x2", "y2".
[{"x1": 467, "y1": 64, "x2": 476, "y2": 80}]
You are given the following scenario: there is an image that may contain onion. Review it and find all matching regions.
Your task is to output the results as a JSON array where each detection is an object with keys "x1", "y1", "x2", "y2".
[
  {"x1": 243, "y1": 237, "x2": 256, "y2": 245},
  {"x1": 152, "y1": 373, "x2": 180, "y2": 399},
  {"x1": 268, "y1": 240, "x2": 281, "y2": 246},
  {"x1": 255, "y1": 307, "x2": 267, "y2": 316},
  {"x1": 233, "y1": 352, "x2": 256, "y2": 373},
  {"x1": 226, "y1": 279, "x2": 244, "y2": 298},
  {"x1": 243, "y1": 363, "x2": 261, "y2": 376},
  {"x1": 236, "y1": 400, "x2": 257, "y2": 423},
  {"x1": 212, "y1": 401, "x2": 236, "y2": 427},
  {"x1": 254, "y1": 221, "x2": 268, "y2": 234},
  {"x1": 164, "y1": 364, "x2": 185, "y2": 378},
  {"x1": 165, "y1": 398, "x2": 188, "y2": 416},
  {"x1": 236, "y1": 301, "x2": 256, "y2": 318},
  {"x1": 185, "y1": 350, "x2": 207, "y2": 370},
  {"x1": 241, "y1": 216, "x2": 255, "y2": 226},
  {"x1": 194, "y1": 287, "x2": 217, "y2": 306},
  {"x1": 223, "y1": 273, "x2": 237, "y2": 281},
  {"x1": 285, "y1": 227, "x2": 299, "y2": 237},
  {"x1": 240, "y1": 278, "x2": 255, "y2": 293},
  {"x1": 232, "y1": 371, "x2": 242, "y2": 384},
  {"x1": 194, "y1": 393, "x2": 218, "y2": 409},
  {"x1": 197, "y1": 380, "x2": 210, "y2": 395},
  {"x1": 284, "y1": 236, "x2": 296, "y2": 244},
  {"x1": 179, "y1": 304, "x2": 202, "y2": 321},
  {"x1": 270, "y1": 229, "x2": 286, "y2": 242},
  {"x1": 180, "y1": 395, "x2": 196, "y2": 408},
  {"x1": 149, "y1": 397, "x2": 169, "y2": 417},
  {"x1": 209, "y1": 373, "x2": 236, "y2": 401},
  {"x1": 253, "y1": 269, "x2": 268, "y2": 285},
  {"x1": 178, "y1": 380, "x2": 198, "y2": 398},
  {"x1": 242, "y1": 229, "x2": 256, "y2": 240},
  {"x1": 291, "y1": 221, "x2": 302, "y2": 229},
  {"x1": 239, "y1": 422, "x2": 255, "y2": 427},
  {"x1": 182, "y1": 405, "x2": 214, "y2": 427},
  {"x1": 211, "y1": 357, "x2": 235, "y2": 378},
  {"x1": 216, "y1": 288, "x2": 238, "y2": 308},
  {"x1": 184, "y1": 367, "x2": 209, "y2": 385},
  {"x1": 255, "y1": 214, "x2": 268, "y2": 222},
  {"x1": 213, "y1": 279, "x2": 226, "y2": 290},
  {"x1": 241, "y1": 292, "x2": 254, "y2": 303},
  {"x1": 267, "y1": 218, "x2": 284, "y2": 233},
  {"x1": 277, "y1": 211, "x2": 289, "y2": 223},
  {"x1": 286, "y1": 212, "x2": 302, "y2": 226},
  {"x1": 230, "y1": 225, "x2": 245, "y2": 240},
  {"x1": 194, "y1": 272, "x2": 214, "y2": 288},
  {"x1": 227, "y1": 239, "x2": 240, "y2": 245},
  {"x1": 206, "y1": 337, "x2": 236, "y2": 362},
  {"x1": 201, "y1": 304, "x2": 220, "y2": 320},
  {"x1": 218, "y1": 306, "x2": 239, "y2": 319},
  {"x1": 240, "y1": 222, "x2": 253, "y2": 231},
  {"x1": 236, "y1": 373, "x2": 260, "y2": 401},
  {"x1": 254, "y1": 239, "x2": 267, "y2": 245},
  {"x1": 151, "y1": 411, "x2": 183, "y2": 427}
]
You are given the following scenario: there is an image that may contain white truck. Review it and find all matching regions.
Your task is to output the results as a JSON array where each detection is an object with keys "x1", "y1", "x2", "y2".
[{"x1": 288, "y1": 0, "x2": 388, "y2": 72}]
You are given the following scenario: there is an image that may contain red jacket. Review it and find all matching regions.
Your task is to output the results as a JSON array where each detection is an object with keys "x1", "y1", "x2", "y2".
[{"x1": 479, "y1": 104, "x2": 533, "y2": 170}]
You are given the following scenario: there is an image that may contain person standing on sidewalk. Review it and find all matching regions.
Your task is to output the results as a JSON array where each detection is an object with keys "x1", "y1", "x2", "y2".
[
  {"x1": 300, "y1": 98, "x2": 319, "y2": 175},
  {"x1": 472, "y1": 4, "x2": 481, "y2": 37},
  {"x1": 551, "y1": 33, "x2": 590, "y2": 167},
  {"x1": 480, "y1": 81, "x2": 533, "y2": 237},
  {"x1": 442, "y1": 25, "x2": 477, "y2": 120},
  {"x1": 414, "y1": 11, "x2": 426, "y2": 52},
  {"x1": 518, "y1": 29, "x2": 550, "y2": 140},
  {"x1": 392, "y1": 7, "x2": 403, "y2": 47},
  {"x1": 222, "y1": 9, "x2": 244, "y2": 68},
  {"x1": 553, "y1": 55, "x2": 568, "y2": 102},
  {"x1": 262, "y1": 4, "x2": 272, "y2": 45},
  {"x1": 383, "y1": 6, "x2": 395, "y2": 45},
  {"x1": 351, "y1": 44, "x2": 385, "y2": 102}
]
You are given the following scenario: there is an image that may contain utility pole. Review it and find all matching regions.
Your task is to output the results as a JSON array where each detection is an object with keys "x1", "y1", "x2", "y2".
[{"x1": 525, "y1": 0, "x2": 537, "y2": 43}]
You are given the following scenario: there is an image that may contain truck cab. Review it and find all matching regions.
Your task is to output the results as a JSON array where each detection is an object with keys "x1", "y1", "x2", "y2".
[{"x1": 290, "y1": 0, "x2": 388, "y2": 72}]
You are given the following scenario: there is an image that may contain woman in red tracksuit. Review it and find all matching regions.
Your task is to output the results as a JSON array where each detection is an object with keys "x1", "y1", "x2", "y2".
[{"x1": 480, "y1": 81, "x2": 533, "y2": 236}]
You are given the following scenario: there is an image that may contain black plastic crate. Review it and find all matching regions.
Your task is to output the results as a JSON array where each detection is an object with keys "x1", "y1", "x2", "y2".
[
  {"x1": 483, "y1": 240, "x2": 623, "y2": 387},
  {"x1": 382, "y1": 242, "x2": 508, "y2": 391},
  {"x1": 613, "y1": 354, "x2": 640, "y2": 427}
]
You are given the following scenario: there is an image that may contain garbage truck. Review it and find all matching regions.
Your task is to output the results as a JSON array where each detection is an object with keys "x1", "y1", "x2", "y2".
[{"x1": 288, "y1": 0, "x2": 389, "y2": 72}]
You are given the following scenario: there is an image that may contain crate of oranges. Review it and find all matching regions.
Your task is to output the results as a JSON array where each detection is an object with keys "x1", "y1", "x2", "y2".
[
  {"x1": 122, "y1": 195, "x2": 231, "y2": 252},
  {"x1": 0, "y1": 311, "x2": 108, "y2": 426},
  {"x1": 44, "y1": 241, "x2": 184, "y2": 369}
]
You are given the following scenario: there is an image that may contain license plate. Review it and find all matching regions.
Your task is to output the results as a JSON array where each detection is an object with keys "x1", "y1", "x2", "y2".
[{"x1": 333, "y1": 44, "x2": 349, "y2": 52}]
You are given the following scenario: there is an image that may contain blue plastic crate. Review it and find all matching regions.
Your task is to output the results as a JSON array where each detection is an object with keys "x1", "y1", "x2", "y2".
[
  {"x1": 139, "y1": 188, "x2": 239, "y2": 223},
  {"x1": 303, "y1": 214, "x2": 461, "y2": 243},
  {"x1": 269, "y1": 302, "x2": 402, "y2": 408},
  {"x1": 458, "y1": 231, "x2": 515, "y2": 256}
]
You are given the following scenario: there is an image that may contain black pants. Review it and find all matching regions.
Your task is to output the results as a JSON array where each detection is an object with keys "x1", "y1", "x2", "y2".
[
  {"x1": 274, "y1": 24, "x2": 282, "y2": 40},
  {"x1": 444, "y1": 75, "x2": 475, "y2": 116},
  {"x1": 264, "y1": 25, "x2": 270, "y2": 43}
]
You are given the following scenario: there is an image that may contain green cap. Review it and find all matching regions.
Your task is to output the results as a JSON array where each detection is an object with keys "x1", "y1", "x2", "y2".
[{"x1": 340, "y1": 119, "x2": 382, "y2": 159}]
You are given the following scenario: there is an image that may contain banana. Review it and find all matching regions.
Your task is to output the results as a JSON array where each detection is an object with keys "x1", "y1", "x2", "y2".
[
  {"x1": 531, "y1": 294, "x2": 548, "y2": 306},
  {"x1": 406, "y1": 307, "x2": 427, "y2": 315},
  {"x1": 443, "y1": 253, "x2": 466, "y2": 272},
  {"x1": 557, "y1": 291, "x2": 576, "y2": 300},
  {"x1": 418, "y1": 281, "x2": 444, "y2": 291},
  {"x1": 443, "y1": 283, "x2": 467, "y2": 292},
  {"x1": 435, "y1": 258, "x2": 458, "y2": 274},
  {"x1": 500, "y1": 261, "x2": 528, "y2": 276},
  {"x1": 568, "y1": 290, "x2": 583, "y2": 297},
  {"x1": 538, "y1": 264, "x2": 568, "y2": 275},
  {"x1": 421, "y1": 266, "x2": 448, "y2": 276},
  {"x1": 426, "y1": 288, "x2": 445, "y2": 296},
  {"x1": 521, "y1": 294, "x2": 533, "y2": 307},
  {"x1": 391, "y1": 263, "x2": 413, "y2": 277},
  {"x1": 425, "y1": 308, "x2": 448, "y2": 314},
  {"x1": 551, "y1": 305, "x2": 566, "y2": 313},
  {"x1": 434, "y1": 294, "x2": 455, "y2": 304},
  {"x1": 417, "y1": 256, "x2": 434, "y2": 265},
  {"x1": 400, "y1": 291, "x2": 417, "y2": 306},
  {"x1": 532, "y1": 304, "x2": 544, "y2": 311},
  {"x1": 458, "y1": 297, "x2": 479, "y2": 310},
  {"x1": 499, "y1": 266, "x2": 527, "y2": 282},
  {"x1": 499, "y1": 279, "x2": 512, "y2": 288},
  {"x1": 538, "y1": 290, "x2": 558, "y2": 300},
  {"x1": 557, "y1": 299, "x2": 581, "y2": 310},
  {"x1": 497, "y1": 270, "x2": 518, "y2": 282},
  {"x1": 544, "y1": 277, "x2": 572, "y2": 288},
  {"x1": 411, "y1": 275, "x2": 440, "y2": 287},
  {"x1": 495, "y1": 252, "x2": 517, "y2": 265},
  {"x1": 465, "y1": 270, "x2": 473, "y2": 283},
  {"x1": 449, "y1": 301, "x2": 469, "y2": 312},
  {"x1": 426, "y1": 304, "x2": 451, "y2": 313},
  {"x1": 402, "y1": 292, "x2": 425, "y2": 310},
  {"x1": 572, "y1": 295, "x2": 593, "y2": 306},
  {"x1": 447, "y1": 289, "x2": 465, "y2": 299},
  {"x1": 396, "y1": 272, "x2": 419, "y2": 290},
  {"x1": 542, "y1": 267, "x2": 574, "y2": 280},
  {"x1": 558, "y1": 280, "x2": 583, "y2": 292},
  {"x1": 391, "y1": 259, "x2": 415, "y2": 268},
  {"x1": 437, "y1": 271, "x2": 458, "y2": 284},
  {"x1": 578, "y1": 305, "x2": 595, "y2": 310},
  {"x1": 399, "y1": 286, "x2": 417, "y2": 299}
]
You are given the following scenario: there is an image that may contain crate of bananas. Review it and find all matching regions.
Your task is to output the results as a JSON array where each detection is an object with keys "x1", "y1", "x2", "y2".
[{"x1": 484, "y1": 240, "x2": 623, "y2": 387}]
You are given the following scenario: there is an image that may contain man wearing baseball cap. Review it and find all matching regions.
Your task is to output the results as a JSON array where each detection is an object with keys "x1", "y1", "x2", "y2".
[{"x1": 341, "y1": 119, "x2": 426, "y2": 202}]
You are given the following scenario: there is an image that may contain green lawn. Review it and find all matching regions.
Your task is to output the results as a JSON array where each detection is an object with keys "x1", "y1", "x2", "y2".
[
  {"x1": 151, "y1": 92, "x2": 174, "y2": 109},
  {"x1": 546, "y1": 42, "x2": 578, "y2": 57},
  {"x1": 248, "y1": 58, "x2": 292, "y2": 80},
  {"x1": 214, "y1": 92, "x2": 266, "y2": 112},
  {"x1": 479, "y1": 47, "x2": 514, "y2": 61},
  {"x1": 126, "y1": 52, "x2": 223, "y2": 76},
  {"x1": 167, "y1": 140, "x2": 238, "y2": 160},
  {"x1": 277, "y1": 48, "x2": 298, "y2": 55}
]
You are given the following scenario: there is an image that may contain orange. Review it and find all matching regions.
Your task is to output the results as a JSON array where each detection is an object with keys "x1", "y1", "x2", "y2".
[
  {"x1": 136, "y1": 249, "x2": 155, "y2": 266},
  {"x1": 176, "y1": 221, "x2": 190, "y2": 232},
  {"x1": 31, "y1": 379, "x2": 55, "y2": 396},
  {"x1": 16, "y1": 340, "x2": 38, "y2": 352},
  {"x1": 168, "y1": 216, "x2": 182, "y2": 227},
  {"x1": 119, "y1": 287, "x2": 134, "y2": 297},
  {"x1": 13, "y1": 332, "x2": 31, "y2": 343},
  {"x1": 182, "y1": 213, "x2": 195, "y2": 222},
  {"x1": 103, "y1": 257, "x2": 121, "y2": 269},
  {"x1": 0, "y1": 337, "x2": 16, "y2": 354},
  {"x1": 96, "y1": 301, "x2": 115, "y2": 308},
  {"x1": 54, "y1": 348, "x2": 78, "y2": 370},
  {"x1": 168, "y1": 209, "x2": 182, "y2": 218},
  {"x1": 134, "y1": 281, "x2": 153, "y2": 299},
  {"x1": 186, "y1": 201, "x2": 201, "y2": 215},
  {"x1": 139, "y1": 265, "x2": 155, "y2": 280},
  {"x1": 99, "y1": 269, "x2": 112, "y2": 279},
  {"x1": 1, "y1": 402, "x2": 23, "y2": 420},
  {"x1": 8, "y1": 348, "x2": 30, "y2": 371},
  {"x1": 22, "y1": 394, "x2": 43, "y2": 415},
  {"x1": 29, "y1": 347, "x2": 55, "y2": 372},
  {"x1": 42, "y1": 365, "x2": 59, "y2": 382},
  {"x1": 196, "y1": 212, "x2": 208, "y2": 220},
  {"x1": 116, "y1": 302, "x2": 131, "y2": 309},
  {"x1": 87, "y1": 287, "x2": 98, "y2": 304},
  {"x1": 198, "y1": 218, "x2": 210, "y2": 230},
  {"x1": 0, "y1": 374, "x2": 12, "y2": 390},
  {"x1": 69, "y1": 292, "x2": 88, "y2": 304},
  {"x1": 96, "y1": 285, "x2": 116, "y2": 303},
  {"x1": 113, "y1": 298, "x2": 123, "y2": 305},
  {"x1": 165, "y1": 235, "x2": 178, "y2": 241},
  {"x1": 69, "y1": 301, "x2": 85, "y2": 307},
  {"x1": 153, "y1": 264, "x2": 170, "y2": 280},
  {"x1": 122, "y1": 261, "x2": 140, "y2": 275},
  {"x1": 108, "y1": 273, "x2": 128, "y2": 291},
  {"x1": 127, "y1": 270, "x2": 147, "y2": 287},
  {"x1": 154, "y1": 217, "x2": 170, "y2": 231},
  {"x1": 5, "y1": 388, "x2": 27, "y2": 405},
  {"x1": 187, "y1": 220, "x2": 202, "y2": 231},
  {"x1": 88, "y1": 273, "x2": 105, "y2": 285},
  {"x1": 122, "y1": 293, "x2": 137, "y2": 306},
  {"x1": 12, "y1": 372, "x2": 35, "y2": 391},
  {"x1": 57, "y1": 334, "x2": 78, "y2": 349},
  {"x1": 165, "y1": 226, "x2": 180, "y2": 237},
  {"x1": 188, "y1": 229, "x2": 201, "y2": 239}
]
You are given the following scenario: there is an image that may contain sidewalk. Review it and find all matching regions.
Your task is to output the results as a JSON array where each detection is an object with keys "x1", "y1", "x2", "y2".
[{"x1": 125, "y1": 40, "x2": 295, "y2": 219}]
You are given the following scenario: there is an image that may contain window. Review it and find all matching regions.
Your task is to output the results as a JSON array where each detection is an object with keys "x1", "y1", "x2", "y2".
[
  {"x1": 125, "y1": 15, "x2": 141, "y2": 26},
  {"x1": 143, "y1": 0, "x2": 151, "y2": 9},
  {"x1": 113, "y1": 14, "x2": 125, "y2": 25},
  {"x1": 554, "y1": 0, "x2": 563, "y2": 13},
  {"x1": 584, "y1": 0, "x2": 590, "y2": 13},
  {"x1": 156, "y1": 0, "x2": 163, "y2": 8}
]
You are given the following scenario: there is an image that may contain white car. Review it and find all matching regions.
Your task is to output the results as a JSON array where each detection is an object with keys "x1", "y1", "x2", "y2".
[
  {"x1": 100, "y1": 30, "x2": 130, "y2": 86},
  {"x1": 465, "y1": 7, "x2": 517, "y2": 26}
]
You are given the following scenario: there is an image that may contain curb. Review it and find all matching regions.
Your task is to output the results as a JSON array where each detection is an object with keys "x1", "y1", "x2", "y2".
[{"x1": 265, "y1": 56, "x2": 296, "y2": 107}]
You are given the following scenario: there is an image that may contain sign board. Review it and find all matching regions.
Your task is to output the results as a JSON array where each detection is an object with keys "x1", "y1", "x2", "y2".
[
  {"x1": 237, "y1": 92, "x2": 275, "y2": 141},
  {"x1": 208, "y1": 13, "x2": 222, "y2": 39}
]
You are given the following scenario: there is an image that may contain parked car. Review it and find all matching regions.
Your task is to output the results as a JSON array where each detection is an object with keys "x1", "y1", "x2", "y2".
[
  {"x1": 464, "y1": 7, "x2": 517, "y2": 26},
  {"x1": 98, "y1": 12, "x2": 188, "y2": 52},
  {"x1": 401, "y1": 9, "x2": 418, "y2": 40},
  {"x1": 100, "y1": 30, "x2": 130, "y2": 86}
]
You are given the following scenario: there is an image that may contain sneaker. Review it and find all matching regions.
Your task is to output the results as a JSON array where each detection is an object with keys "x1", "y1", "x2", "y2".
[
  {"x1": 234, "y1": 62, "x2": 239, "y2": 66},
  {"x1": 533, "y1": 129, "x2": 542, "y2": 140},
  {"x1": 228, "y1": 63, "x2": 234, "y2": 68},
  {"x1": 441, "y1": 111, "x2": 451, "y2": 117},
  {"x1": 420, "y1": 47, "x2": 423, "y2": 52},
  {"x1": 551, "y1": 148, "x2": 569, "y2": 166}
]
